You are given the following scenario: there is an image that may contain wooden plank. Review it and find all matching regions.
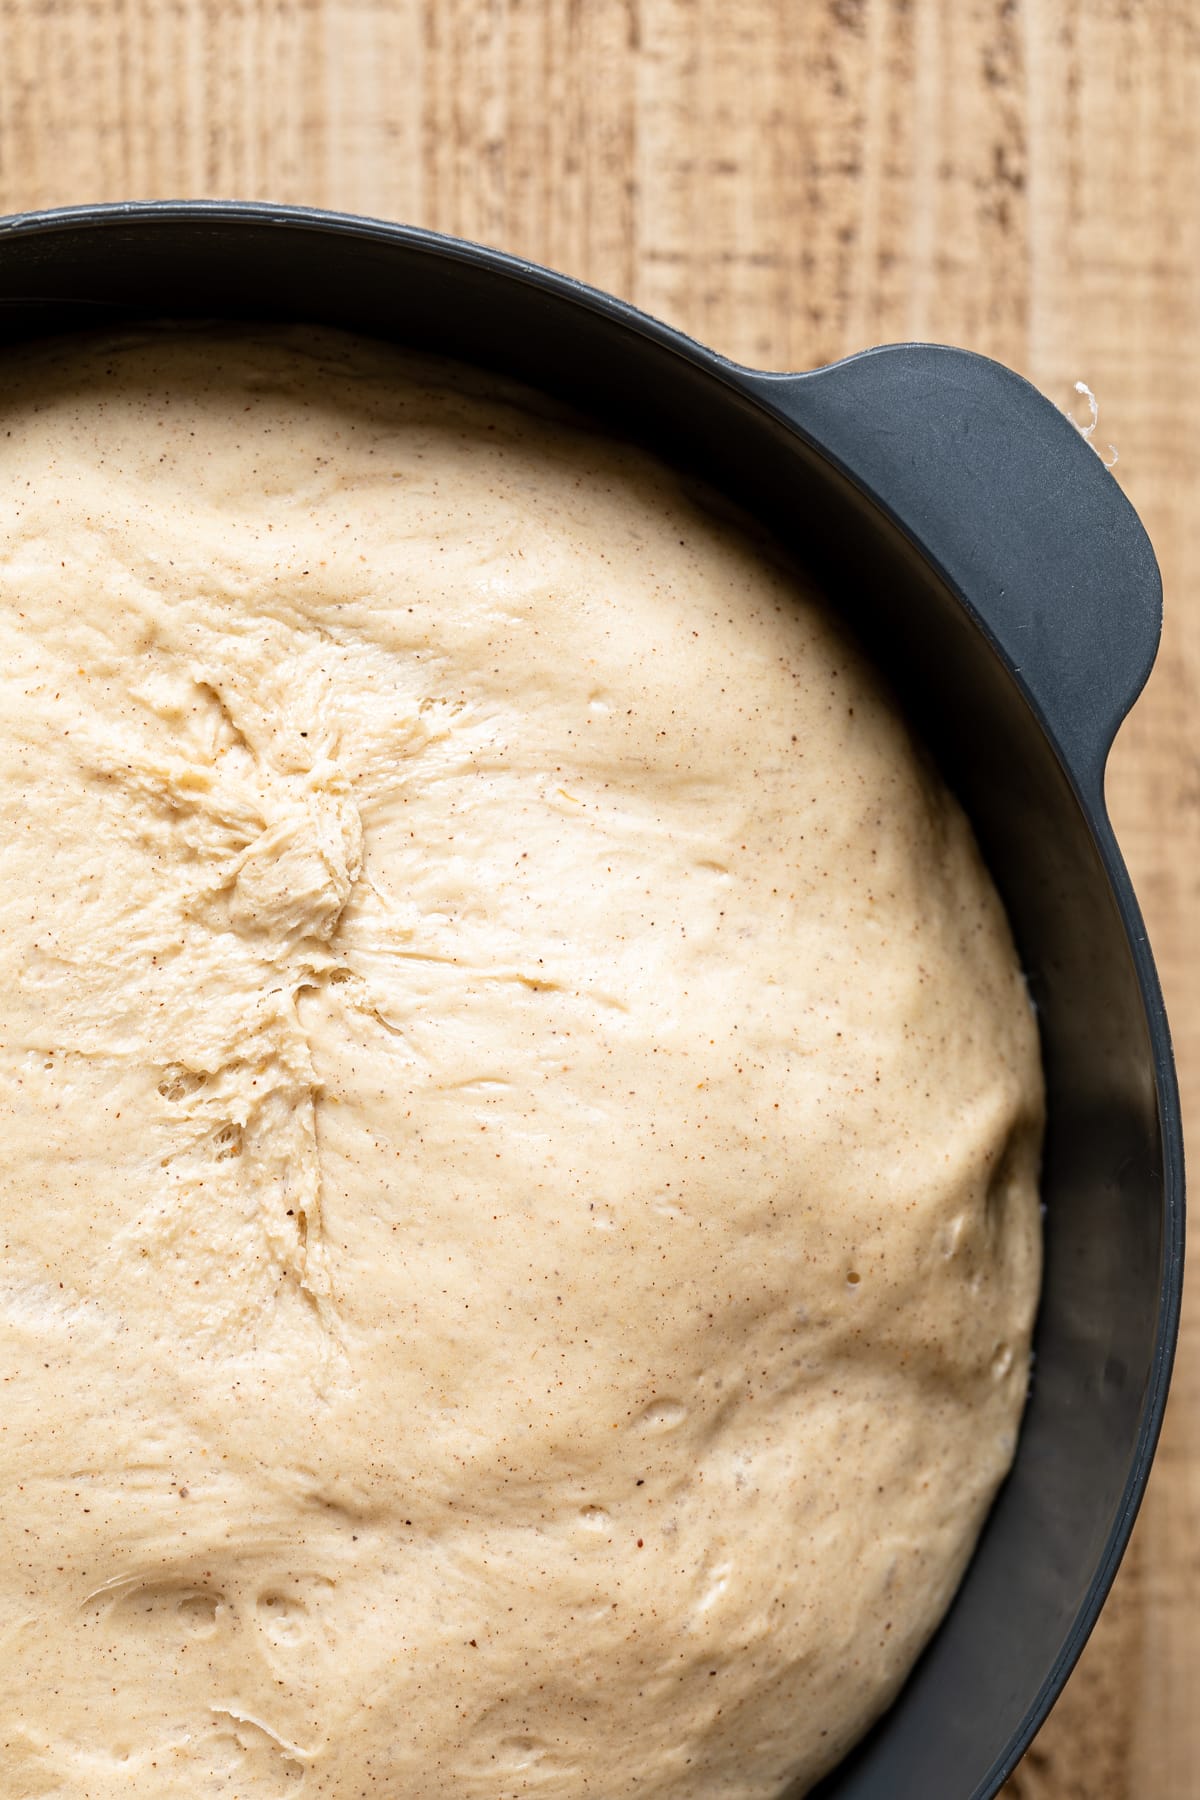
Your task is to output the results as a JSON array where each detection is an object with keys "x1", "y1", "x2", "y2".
[{"x1": 0, "y1": 2, "x2": 1195, "y2": 1791}]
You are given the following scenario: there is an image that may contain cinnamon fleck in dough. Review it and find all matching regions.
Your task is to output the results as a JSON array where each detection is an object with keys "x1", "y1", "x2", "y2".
[{"x1": 0, "y1": 327, "x2": 1042, "y2": 1798}]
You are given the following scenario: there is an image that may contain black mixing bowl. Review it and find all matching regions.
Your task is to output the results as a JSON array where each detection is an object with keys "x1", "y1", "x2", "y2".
[{"x1": 0, "y1": 201, "x2": 1184, "y2": 1800}]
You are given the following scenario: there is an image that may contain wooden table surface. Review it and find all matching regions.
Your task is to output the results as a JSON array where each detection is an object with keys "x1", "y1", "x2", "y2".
[{"x1": 0, "y1": 2, "x2": 1194, "y2": 1793}]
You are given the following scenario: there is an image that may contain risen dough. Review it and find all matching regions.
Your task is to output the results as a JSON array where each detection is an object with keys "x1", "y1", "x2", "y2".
[{"x1": 0, "y1": 328, "x2": 1042, "y2": 1799}]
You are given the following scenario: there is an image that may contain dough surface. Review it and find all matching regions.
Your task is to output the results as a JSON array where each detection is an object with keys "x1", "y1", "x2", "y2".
[{"x1": 0, "y1": 328, "x2": 1042, "y2": 1799}]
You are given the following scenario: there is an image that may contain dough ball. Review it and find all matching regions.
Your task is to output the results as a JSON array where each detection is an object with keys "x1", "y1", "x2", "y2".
[{"x1": 0, "y1": 328, "x2": 1041, "y2": 1798}]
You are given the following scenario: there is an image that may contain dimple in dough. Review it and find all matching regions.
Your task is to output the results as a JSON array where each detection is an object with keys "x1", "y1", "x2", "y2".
[{"x1": 0, "y1": 327, "x2": 1042, "y2": 1799}]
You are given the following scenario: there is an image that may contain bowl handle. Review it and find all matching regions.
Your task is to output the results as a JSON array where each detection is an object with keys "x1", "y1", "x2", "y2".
[{"x1": 743, "y1": 345, "x2": 1162, "y2": 796}]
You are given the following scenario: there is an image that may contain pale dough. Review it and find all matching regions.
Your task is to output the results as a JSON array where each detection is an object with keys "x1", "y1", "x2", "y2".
[{"x1": 0, "y1": 327, "x2": 1042, "y2": 1799}]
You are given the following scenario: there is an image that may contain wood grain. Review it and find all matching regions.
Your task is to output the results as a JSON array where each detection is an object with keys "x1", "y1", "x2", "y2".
[{"x1": 0, "y1": 2, "x2": 1195, "y2": 1792}]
